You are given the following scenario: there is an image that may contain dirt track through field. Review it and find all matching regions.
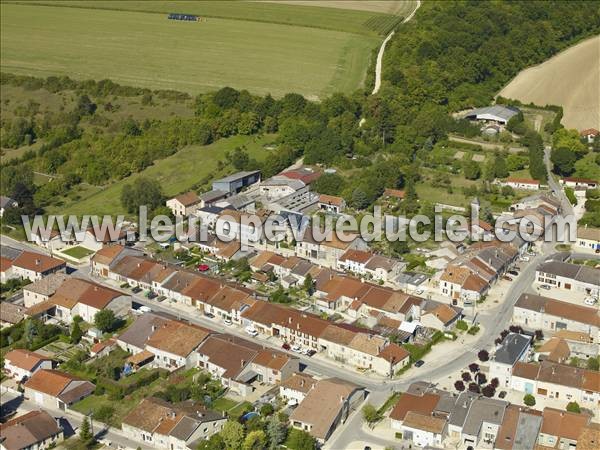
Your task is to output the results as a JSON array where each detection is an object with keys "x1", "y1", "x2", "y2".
[{"x1": 499, "y1": 35, "x2": 600, "y2": 130}]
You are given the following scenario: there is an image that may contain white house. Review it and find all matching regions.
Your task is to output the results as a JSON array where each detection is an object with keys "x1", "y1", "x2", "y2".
[
  {"x1": 535, "y1": 261, "x2": 600, "y2": 298},
  {"x1": 489, "y1": 333, "x2": 531, "y2": 389},
  {"x1": 23, "y1": 369, "x2": 95, "y2": 410},
  {"x1": 166, "y1": 191, "x2": 202, "y2": 217},
  {"x1": 23, "y1": 272, "x2": 69, "y2": 308},
  {"x1": 3, "y1": 349, "x2": 53, "y2": 382},
  {"x1": 11, "y1": 251, "x2": 66, "y2": 281},
  {"x1": 401, "y1": 411, "x2": 447, "y2": 448},
  {"x1": 317, "y1": 194, "x2": 345, "y2": 214},
  {"x1": 576, "y1": 226, "x2": 600, "y2": 252},
  {"x1": 144, "y1": 320, "x2": 210, "y2": 371},
  {"x1": 499, "y1": 178, "x2": 540, "y2": 190},
  {"x1": 279, "y1": 372, "x2": 317, "y2": 405},
  {"x1": 122, "y1": 397, "x2": 226, "y2": 449},
  {"x1": 560, "y1": 177, "x2": 598, "y2": 190},
  {"x1": 512, "y1": 293, "x2": 600, "y2": 341}
]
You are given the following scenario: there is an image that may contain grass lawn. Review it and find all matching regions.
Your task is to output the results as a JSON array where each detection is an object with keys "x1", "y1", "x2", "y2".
[
  {"x1": 211, "y1": 397, "x2": 238, "y2": 412},
  {"x1": 47, "y1": 134, "x2": 276, "y2": 217},
  {"x1": 61, "y1": 246, "x2": 95, "y2": 259},
  {"x1": 1, "y1": 2, "x2": 381, "y2": 98}
]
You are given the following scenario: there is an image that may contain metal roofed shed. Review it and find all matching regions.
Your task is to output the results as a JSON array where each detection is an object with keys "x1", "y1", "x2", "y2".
[
  {"x1": 212, "y1": 170, "x2": 260, "y2": 194},
  {"x1": 464, "y1": 105, "x2": 521, "y2": 125}
]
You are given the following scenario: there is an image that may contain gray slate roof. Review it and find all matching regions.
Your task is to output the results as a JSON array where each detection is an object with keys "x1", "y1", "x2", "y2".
[
  {"x1": 448, "y1": 391, "x2": 479, "y2": 427},
  {"x1": 214, "y1": 170, "x2": 260, "y2": 184},
  {"x1": 0, "y1": 245, "x2": 22, "y2": 261},
  {"x1": 117, "y1": 312, "x2": 171, "y2": 349},
  {"x1": 494, "y1": 333, "x2": 531, "y2": 365},
  {"x1": 200, "y1": 190, "x2": 228, "y2": 203},
  {"x1": 537, "y1": 261, "x2": 600, "y2": 286},
  {"x1": 462, "y1": 398, "x2": 508, "y2": 436},
  {"x1": 513, "y1": 411, "x2": 543, "y2": 450}
]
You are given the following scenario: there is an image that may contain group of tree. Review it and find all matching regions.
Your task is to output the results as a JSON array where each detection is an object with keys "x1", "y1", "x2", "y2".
[
  {"x1": 550, "y1": 128, "x2": 589, "y2": 176},
  {"x1": 2, "y1": 1, "x2": 599, "y2": 216},
  {"x1": 197, "y1": 414, "x2": 316, "y2": 450}
]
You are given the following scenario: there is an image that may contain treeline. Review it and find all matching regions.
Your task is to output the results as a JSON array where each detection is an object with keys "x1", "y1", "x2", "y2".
[{"x1": 0, "y1": 72, "x2": 190, "y2": 101}]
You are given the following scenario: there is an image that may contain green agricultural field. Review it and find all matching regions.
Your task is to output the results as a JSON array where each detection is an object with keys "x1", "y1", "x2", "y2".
[
  {"x1": 0, "y1": 2, "x2": 394, "y2": 98},
  {"x1": 48, "y1": 134, "x2": 276, "y2": 217},
  {"x1": 19, "y1": 0, "x2": 414, "y2": 35}
]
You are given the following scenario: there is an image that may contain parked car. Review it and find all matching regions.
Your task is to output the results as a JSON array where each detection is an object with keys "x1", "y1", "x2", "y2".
[
  {"x1": 245, "y1": 327, "x2": 258, "y2": 337},
  {"x1": 131, "y1": 286, "x2": 142, "y2": 294},
  {"x1": 508, "y1": 270, "x2": 519, "y2": 276},
  {"x1": 306, "y1": 349, "x2": 316, "y2": 357},
  {"x1": 146, "y1": 291, "x2": 157, "y2": 299},
  {"x1": 197, "y1": 264, "x2": 210, "y2": 272},
  {"x1": 291, "y1": 345, "x2": 302, "y2": 353},
  {"x1": 519, "y1": 256, "x2": 530, "y2": 262},
  {"x1": 282, "y1": 342, "x2": 291, "y2": 350},
  {"x1": 584, "y1": 297, "x2": 597, "y2": 306},
  {"x1": 157, "y1": 295, "x2": 166, "y2": 302},
  {"x1": 139, "y1": 305, "x2": 152, "y2": 313},
  {"x1": 540, "y1": 284, "x2": 552, "y2": 290},
  {"x1": 414, "y1": 360, "x2": 425, "y2": 367},
  {"x1": 204, "y1": 312, "x2": 215, "y2": 319},
  {"x1": 502, "y1": 275, "x2": 513, "y2": 281},
  {"x1": 224, "y1": 319, "x2": 233, "y2": 326}
]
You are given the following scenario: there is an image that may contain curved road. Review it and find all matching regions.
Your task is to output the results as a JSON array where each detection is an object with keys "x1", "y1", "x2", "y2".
[{"x1": 371, "y1": 0, "x2": 421, "y2": 95}]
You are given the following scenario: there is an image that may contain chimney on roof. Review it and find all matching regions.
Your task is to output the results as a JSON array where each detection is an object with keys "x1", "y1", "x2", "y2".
[
  {"x1": 241, "y1": 359, "x2": 245, "y2": 368},
  {"x1": 35, "y1": 259, "x2": 40, "y2": 265},
  {"x1": 288, "y1": 317, "x2": 292, "y2": 324},
  {"x1": 300, "y1": 379, "x2": 305, "y2": 387}
]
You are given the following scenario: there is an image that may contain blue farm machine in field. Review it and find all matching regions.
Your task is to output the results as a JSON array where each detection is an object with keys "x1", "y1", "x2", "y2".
[{"x1": 168, "y1": 13, "x2": 200, "y2": 22}]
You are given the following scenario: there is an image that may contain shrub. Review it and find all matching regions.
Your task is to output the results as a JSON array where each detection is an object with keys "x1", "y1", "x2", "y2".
[
  {"x1": 482, "y1": 385, "x2": 495, "y2": 398},
  {"x1": 476, "y1": 373, "x2": 487, "y2": 385},
  {"x1": 467, "y1": 325, "x2": 480, "y2": 335},
  {"x1": 456, "y1": 320, "x2": 469, "y2": 331},
  {"x1": 523, "y1": 394, "x2": 536, "y2": 407},
  {"x1": 566, "y1": 402, "x2": 581, "y2": 413},
  {"x1": 478, "y1": 350, "x2": 489, "y2": 362},
  {"x1": 468, "y1": 363, "x2": 480, "y2": 373},
  {"x1": 260, "y1": 403, "x2": 274, "y2": 417}
]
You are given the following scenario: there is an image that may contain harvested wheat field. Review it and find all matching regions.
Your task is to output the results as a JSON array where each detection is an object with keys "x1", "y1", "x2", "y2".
[
  {"x1": 499, "y1": 35, "x2": 600, "y2": 130},
  {"x1": 258, "y1": 1, "x2": 414, "y2": 15}
]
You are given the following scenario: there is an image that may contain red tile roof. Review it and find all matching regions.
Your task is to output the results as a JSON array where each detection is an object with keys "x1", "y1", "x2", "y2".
[
  {"x1": 4, "y1": 349, "x2": 51, "y2": 371},
  {"x1": 13, "y1": 251, "x2": 65, "y2": 274}
]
